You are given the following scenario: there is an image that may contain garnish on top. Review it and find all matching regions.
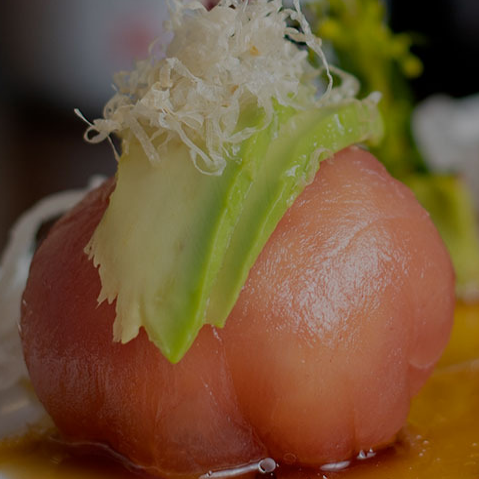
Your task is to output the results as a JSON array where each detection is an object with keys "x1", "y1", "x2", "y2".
[{"x1": 80, "y1": 0, "x2": 383, "y2": 362}]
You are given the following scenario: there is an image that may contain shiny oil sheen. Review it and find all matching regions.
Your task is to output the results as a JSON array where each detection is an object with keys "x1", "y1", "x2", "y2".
[{"x1": 1, "y1": 302, "x2": 478, "y2": 479}]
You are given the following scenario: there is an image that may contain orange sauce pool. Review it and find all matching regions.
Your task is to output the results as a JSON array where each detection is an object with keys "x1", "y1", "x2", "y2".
[{"x1": 1, "y1": 303, "x2": 478, "y2": 479}]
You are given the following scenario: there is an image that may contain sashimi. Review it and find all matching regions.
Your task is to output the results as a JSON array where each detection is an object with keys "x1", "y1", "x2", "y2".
[
  {"x1": 20, "y1": 146, "x2": 454, "y2": 476},
  {"x1": 16, "y1": 0, "x2": 456, "y2": 476},
  {"x1": 221, "y1": 146, "x2": 454, "y2": 465}
]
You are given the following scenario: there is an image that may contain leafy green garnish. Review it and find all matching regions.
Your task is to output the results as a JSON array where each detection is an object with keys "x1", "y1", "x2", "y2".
[
  {"x1": 406, "y1": 175, "x2": 479, "y2": 301},
  {"x1": 308, "y1": 0, "x2": 479, "y2": 300},
  {"x1": 310, "y1": 0, "x2": 424, "y2": 177}
]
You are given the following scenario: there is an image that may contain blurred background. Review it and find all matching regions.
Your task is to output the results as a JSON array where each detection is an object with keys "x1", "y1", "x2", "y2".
[{"x1": 0, "y1": 0, "x2": 478, "y2": 252}]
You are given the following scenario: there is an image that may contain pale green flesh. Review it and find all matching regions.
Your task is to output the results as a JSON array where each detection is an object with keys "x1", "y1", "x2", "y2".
[
  {"x1": 206, "y1": 99, "x2": 384, "y2": 326},
  {"x1": 89, "y1": 99, "x2": 382, "y2": 363},
  {"x1": 89, "y1": 115, "x2": 283, "y2": 363}
]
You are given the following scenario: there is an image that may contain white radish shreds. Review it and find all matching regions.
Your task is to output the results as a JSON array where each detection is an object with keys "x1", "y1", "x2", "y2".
[
  {"x1": 0, "y1": 178, "x2": 104, "y2": 391},
  {"x1": 82, "y1": 0, "x2": 355, "y2": 175}
]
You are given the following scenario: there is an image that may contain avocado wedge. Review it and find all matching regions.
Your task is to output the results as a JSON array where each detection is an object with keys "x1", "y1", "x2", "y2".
[
  {"x1": 87, "y1": 99, "x2": 382, "y2": 363},
  {"x1": 206, "y1": 99, "x2": 383, "y2": 327}
]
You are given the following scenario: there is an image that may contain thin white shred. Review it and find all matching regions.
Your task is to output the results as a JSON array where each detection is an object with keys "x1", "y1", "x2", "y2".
[
  {"x1": 81, "y1": 0, "x2": 358, "y2": 175},
  {"x1": 0, "y1": 178, "x2": 104, "y2": 391}
]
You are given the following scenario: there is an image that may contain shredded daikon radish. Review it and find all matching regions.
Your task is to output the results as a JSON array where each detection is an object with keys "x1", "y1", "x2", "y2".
[
  {"x1": 0, "y1": 178, "x2": 104, "y2": 391},
  {"x1": 80, "y1": 0, "x2": 358, "y2": 175}
]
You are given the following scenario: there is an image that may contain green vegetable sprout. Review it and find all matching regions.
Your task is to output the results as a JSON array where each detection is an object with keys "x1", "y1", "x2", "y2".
[{"x1": 309, "y1": 0, "x2": 479, "y2": 300}]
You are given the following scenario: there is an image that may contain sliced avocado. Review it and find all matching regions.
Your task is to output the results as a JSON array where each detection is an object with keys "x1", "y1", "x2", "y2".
[
  {"x1": 87, "y1": 110, "x2": 291, "y2": 363},
  {"x1": 206, "y1": 99, "x2": 384, "y2": 326},
  {"x1": 88, "y1": 99, "x2": 382, "y2": 363}
]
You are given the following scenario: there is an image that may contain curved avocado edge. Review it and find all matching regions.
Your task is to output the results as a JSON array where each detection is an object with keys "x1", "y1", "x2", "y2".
[{"x1": 88, "y1": 99, "x2": 383, "y2": 363}]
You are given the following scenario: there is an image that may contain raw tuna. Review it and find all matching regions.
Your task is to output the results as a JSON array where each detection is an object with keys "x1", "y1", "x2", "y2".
[{"x1": 20, "y1": 146, "x2": 455, "y2": 477}]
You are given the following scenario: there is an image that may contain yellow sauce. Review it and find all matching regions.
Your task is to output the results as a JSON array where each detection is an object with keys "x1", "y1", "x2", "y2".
[
  {"x1": 1, "y1": 303, "x2": 478, "y2": 479},
  {"x1": 0, "y1": 434, "x2": 139, "y2": 479}
]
